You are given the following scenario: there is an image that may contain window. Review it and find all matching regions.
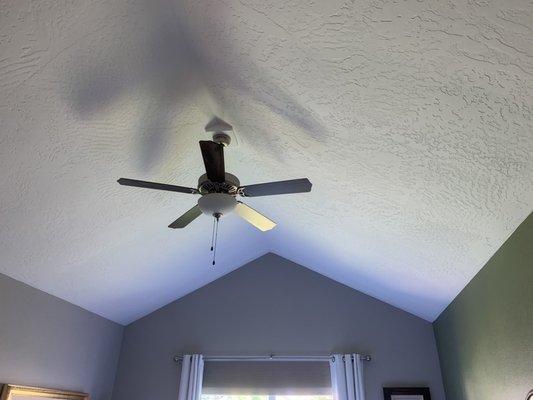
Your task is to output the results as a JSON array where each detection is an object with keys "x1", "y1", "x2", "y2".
[{"x1": 202, "y1": 362, "x2": 332, "y2": 399}]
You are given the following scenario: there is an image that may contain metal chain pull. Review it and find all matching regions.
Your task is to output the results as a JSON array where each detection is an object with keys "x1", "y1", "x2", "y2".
[
  {"x1": 212, "y1": 213, "x2": 221, "y2": 266},
  {"x1": 210, "y1": 215, "x2": 216, "y2": 251}
]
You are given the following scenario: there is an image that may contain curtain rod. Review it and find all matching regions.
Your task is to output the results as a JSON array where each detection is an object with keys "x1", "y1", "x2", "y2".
[{"x1": 173, "y1": 354, "x2": 371, "y2": 362}]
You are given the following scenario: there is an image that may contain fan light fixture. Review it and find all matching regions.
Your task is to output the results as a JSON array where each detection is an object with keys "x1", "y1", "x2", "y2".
[{"x1": 198, "y1": 193, "x2": 237, "y2": 216}]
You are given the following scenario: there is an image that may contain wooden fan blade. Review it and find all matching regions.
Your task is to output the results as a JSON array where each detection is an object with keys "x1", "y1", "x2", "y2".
[
  {"x1": 234, "y1": 202, "x2": 276, "y2": 231},
  {"x1": 199, "y1": 141, "x2": 225, "y2": 183},
  {"x1": 168, "y1": 205, "x2": 202, "y2": 228},
  {"x1": 118, "y1": 178, "x2": 198, "y2": 194},
  {"x1": 239, "y1": 178, "x2": 311, "y2": 197}
]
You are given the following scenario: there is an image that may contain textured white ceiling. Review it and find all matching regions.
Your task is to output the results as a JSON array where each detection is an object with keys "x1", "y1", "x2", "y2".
[{"x1": 1, "y1": 0, "x2": 532, "y2": 324}]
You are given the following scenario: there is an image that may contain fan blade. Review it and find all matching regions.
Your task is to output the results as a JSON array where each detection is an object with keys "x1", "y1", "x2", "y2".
[
  {"x1": 199, "y1": 141, "x2": 225, "y2": 183},
  {"x1": 118, "y1": 178, "x2": 198, "y2": 194},
  {"x1": 168, "y1": 205, "x2": 202, "y2": 228},
  {"x1": 234, "y1": 202, "x2": 276, "y2": 231},
  {"x1": 239, "y1": 178, "x2": 312, "y2": 197}
]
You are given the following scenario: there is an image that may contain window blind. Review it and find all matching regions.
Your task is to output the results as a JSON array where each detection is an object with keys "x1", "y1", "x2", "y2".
[{"x1": 202, "y1": 361, "x2": 332, "y2": 395}]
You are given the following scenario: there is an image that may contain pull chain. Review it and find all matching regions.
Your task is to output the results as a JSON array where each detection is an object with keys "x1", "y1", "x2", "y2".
[
  {"x1": 210, "y1": 215, "x2": 216, "y2": 251},
  {"x1": 211, "y1": 213, "x2": 221, "y2": 266}
]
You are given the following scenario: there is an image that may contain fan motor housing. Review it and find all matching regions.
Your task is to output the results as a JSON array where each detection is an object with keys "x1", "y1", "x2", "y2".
[{"x1": 198, "y1": 173, "x2": 240, "y2": 195}]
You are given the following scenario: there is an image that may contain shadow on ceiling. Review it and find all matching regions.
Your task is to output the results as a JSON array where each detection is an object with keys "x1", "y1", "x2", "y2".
[{"x1": 65, "y1": 0, "x2": 327, "y2": 171}]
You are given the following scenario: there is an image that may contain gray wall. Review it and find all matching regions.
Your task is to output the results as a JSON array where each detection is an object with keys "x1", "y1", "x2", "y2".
[
  {"x1": 0, "y1": 273, "x2": 124, "y2": 400},
  {"x1": 434, "y1": 213, "x2": 533, "y2": 400},
  {"x1": 112, "y1": 253, "x2": 445, "y2": 400}
]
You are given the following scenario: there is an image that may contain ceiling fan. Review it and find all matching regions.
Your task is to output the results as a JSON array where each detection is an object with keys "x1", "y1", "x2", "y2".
[{"x1": 117, "y1": 118, "x2": 312, "y2": 234}]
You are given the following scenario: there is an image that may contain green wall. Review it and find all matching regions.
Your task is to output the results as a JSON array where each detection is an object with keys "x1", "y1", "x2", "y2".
[{"x1": 434, "y1": 213, "x2": 533, "y2": 400}]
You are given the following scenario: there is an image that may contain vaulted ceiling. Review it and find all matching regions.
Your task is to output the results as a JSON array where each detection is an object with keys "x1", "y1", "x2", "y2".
[{"x1": 1, "y1": 0, "x2": 531, "y2": 324}]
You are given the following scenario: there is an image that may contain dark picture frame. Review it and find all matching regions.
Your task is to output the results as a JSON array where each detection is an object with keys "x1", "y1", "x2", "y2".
[{"x1": 383, "y1": 387, "x2": 431, "y2": 400}]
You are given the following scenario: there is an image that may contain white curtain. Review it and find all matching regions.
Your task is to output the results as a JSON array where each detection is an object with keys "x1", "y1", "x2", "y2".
[
  {"x1": 178, "y1": 354, "x2": 204, "y2": 400},
  {"x1": 329, "y1": 354, "x2": 365, "y2": 400}
]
